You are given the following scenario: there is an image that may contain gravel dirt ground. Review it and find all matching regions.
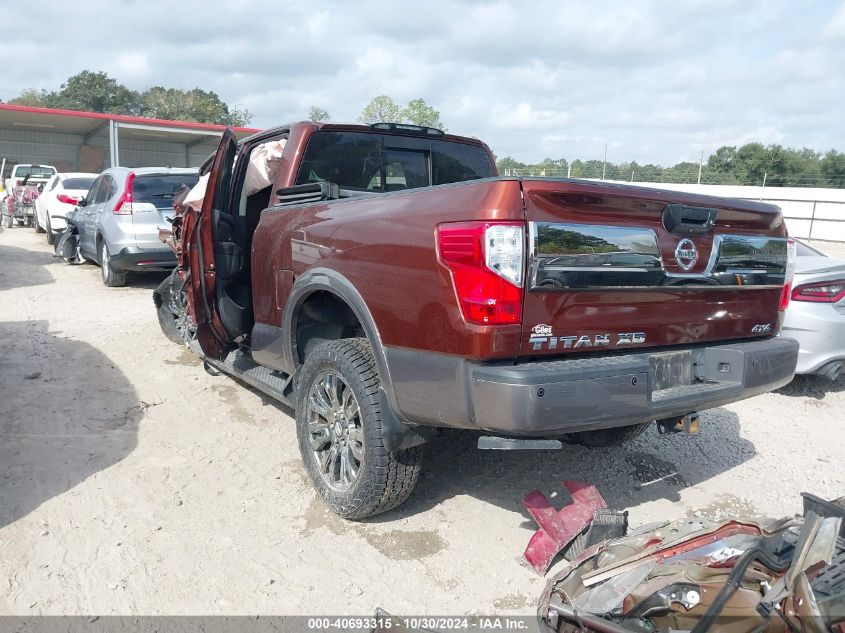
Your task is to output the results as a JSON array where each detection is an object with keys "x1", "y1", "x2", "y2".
[{"x1": 1, "y1": 227, "x2": 843, "y2": 616}]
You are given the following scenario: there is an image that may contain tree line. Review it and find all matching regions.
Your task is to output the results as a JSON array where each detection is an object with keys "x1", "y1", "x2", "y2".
[
  {"x1": 6, "y1": 71, "x2": 253, "y2": 127},
  {"x1": 308, "y1": 95, "x2": 445, "y2": 130},
  {"x1": 5, "y1": 74, "x2": 444, "y2": 132},
  {"x1": 7, "y1": 76, "x2": 842, "y2": 189},
  {"x1": 497, "y1": 143, "x2": 845, "y2": 189}
]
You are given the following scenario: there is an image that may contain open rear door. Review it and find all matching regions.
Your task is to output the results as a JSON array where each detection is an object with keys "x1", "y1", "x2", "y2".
[{"x1": 189, "y1": 127, "x2": 238, "y2": 360}]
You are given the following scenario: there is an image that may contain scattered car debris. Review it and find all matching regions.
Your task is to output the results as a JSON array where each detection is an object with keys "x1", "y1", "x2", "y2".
[
  {"x1": 537, "y1": 493, "x2": 845, "y2": 633},
  {"x1": 522, "y1": 481, "x2": 628, "y2": 575},
  {"x1": 374, "y1": 493, "x2": 844, "y2": 633}
]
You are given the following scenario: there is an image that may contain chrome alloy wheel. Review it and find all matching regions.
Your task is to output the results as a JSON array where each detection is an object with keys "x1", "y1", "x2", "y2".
[
  {"x1": 169, "y1": 275, "x2": 195, "y2": 344},
  {"x1": 306, "y1": 370, "x2": 364, "y2": 490}
]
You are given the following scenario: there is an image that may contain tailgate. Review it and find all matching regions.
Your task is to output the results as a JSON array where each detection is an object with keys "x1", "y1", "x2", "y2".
[
  {"x1": 131, "y1": 173, "x2": 197, "y2": 250},
  {"x1": 521, "y1": 179, "x2": 789, "y2": 357}
]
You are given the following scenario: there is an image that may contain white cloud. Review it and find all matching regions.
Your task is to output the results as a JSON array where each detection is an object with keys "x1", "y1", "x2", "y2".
[
  {"x1": 105, "y1": 52, "x2": 152, "y2": 84},
  {"x1": 822, "y1": 1, "x2": 845, "y2": 41},
  {"x1": 487, "y1": 102, "x2": 572, "y2": 130}
]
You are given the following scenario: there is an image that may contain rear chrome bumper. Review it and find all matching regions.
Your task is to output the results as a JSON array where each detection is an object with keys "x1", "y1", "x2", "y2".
[{"x1": 385, "y1": 337, "x2": 799, "y2": 435}]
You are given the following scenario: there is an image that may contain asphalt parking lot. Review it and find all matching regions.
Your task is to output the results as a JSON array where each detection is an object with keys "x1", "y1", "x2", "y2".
[{"x1": 1, "y1": 226, "x2": 844, "y2": 615}]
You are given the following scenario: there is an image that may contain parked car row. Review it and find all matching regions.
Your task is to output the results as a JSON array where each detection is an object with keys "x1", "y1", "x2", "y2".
[{"x1": 24, "y1": 165, "x2": 198, "y2": 287}]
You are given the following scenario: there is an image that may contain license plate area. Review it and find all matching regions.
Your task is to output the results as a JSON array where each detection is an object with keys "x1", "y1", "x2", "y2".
[{"x1": 650, "y1": 351, "x2": 692, "y2": 391}]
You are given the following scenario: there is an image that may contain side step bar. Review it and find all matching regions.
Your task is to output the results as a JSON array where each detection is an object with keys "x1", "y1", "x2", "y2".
[{"x1": 190, "y1": 341, "x2": 295, "y2": 408}]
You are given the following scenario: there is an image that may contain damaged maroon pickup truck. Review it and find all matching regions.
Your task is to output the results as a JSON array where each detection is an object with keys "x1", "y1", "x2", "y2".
[{"x1": 155, "y1": 121, "x2": 799, "y2": 519}]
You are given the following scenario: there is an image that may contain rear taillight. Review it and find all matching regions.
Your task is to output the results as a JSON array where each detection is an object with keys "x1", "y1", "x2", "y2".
[
  {"x1": 436, "y1": 221, "x2": 524, "y2": 325},
  {"x1": 791, "y1": 279, "x2": 845, "y2": 303},
  {"x1": 56, "y1": 194, "x2": 79, "y2": 205},
  {"x1": 113, "y1": 172, "x2": 135, "y2": 215},
  {"x1": 779, "y1": 238, "x2": 797, "y2": 311}
]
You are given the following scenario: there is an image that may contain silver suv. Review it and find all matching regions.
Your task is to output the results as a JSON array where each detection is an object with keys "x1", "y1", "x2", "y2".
[{"x1": 76, "y1": 167, "x2": 198, "y2": 286}]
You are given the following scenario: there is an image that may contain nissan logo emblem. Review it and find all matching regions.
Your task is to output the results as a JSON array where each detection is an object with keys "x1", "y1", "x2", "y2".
[{"x1": 675, "y1": 239, "x2": 698, "y2": 270}]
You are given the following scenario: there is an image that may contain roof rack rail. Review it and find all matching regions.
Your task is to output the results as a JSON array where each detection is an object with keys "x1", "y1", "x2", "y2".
[{"x1": 369, "y1": 122, "x2": 445, "y2": 137}]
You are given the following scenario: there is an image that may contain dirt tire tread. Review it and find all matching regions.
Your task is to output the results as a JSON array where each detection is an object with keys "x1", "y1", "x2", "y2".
[
  {"x1": 153, "y1": 273, "x2": 184, "y2": 345},
  {"x1": 296, "y1": 338, "x2": 421, "y2": 520}
]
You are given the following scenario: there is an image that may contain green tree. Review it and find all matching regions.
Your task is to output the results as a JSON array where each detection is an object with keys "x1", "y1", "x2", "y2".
[
  {"x1": 402, "y1": 98, "x2": 444, "y2": 129},
  {"x1": 8, "y1": 89, "x2": 50, "y2": 107},
  {"x1": 822, "y1": 150, "x2": 845, "y2": 187},
  {"x1": 706, "y1": 146, "x2": 737, "y2": 174},
  {"x1": 581, "y1": 160, "x2": 604, "y2": 178},
  {"x1": 47, "y1": 71, "x2": 139, "y2": 115},
  {"x1": 138, "y1": 86, "x2": 251, "y2": 126},
  {"x1": 663, "y1": 161, "x2": 699, "y2": 183},
  {"x1": 138, "y1": 87, "x2": 185, "y2": 120},
  {"x1": 496, "y1": 156, "x2": 525, "y2": 174},
  {"x1": 308, "y1": 106, "x2": 330, "y2": 122},
  {"x1": 223, "y1": 104, "x2": 252, "y2": 127},
  {"x1": 733, "y1": 143, "x2": 770, "y2": 184},
  {"x1": 358, "y1": 95, "x2": 403, "y2": 124},
  {"x1": 7, "y1": 71, "x2": 252, "y2": 125}
]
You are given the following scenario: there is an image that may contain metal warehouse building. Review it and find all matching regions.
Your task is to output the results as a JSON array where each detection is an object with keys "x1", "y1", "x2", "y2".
[{"x1": 0, "y1": 104, "x2": 259, "y2": 176}]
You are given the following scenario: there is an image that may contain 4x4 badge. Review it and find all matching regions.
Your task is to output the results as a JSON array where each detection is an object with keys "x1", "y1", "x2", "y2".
[{"x1": 675, "y1": 238, "x2": 698, "y2": 270}]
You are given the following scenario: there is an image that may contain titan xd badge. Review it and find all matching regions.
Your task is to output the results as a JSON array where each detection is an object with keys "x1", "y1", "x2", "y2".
[{"x1": 529, "y1": 326, "x2": 646, "y2": 351}]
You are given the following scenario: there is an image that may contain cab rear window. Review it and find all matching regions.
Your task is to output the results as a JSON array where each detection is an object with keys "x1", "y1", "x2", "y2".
[
  {"x1": 13, "y1": 165, "x2": 56, "y2": 178},
  {"x1": 295, "y1": 131, "x2": 494, "y2": 192}
]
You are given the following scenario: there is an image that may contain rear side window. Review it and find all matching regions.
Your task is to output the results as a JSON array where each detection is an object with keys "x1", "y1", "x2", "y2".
[
  {"x1": 133, "y1": 174, "x2": 199, "y2": 206},
  {"x1": 296, "y1": 131, "x2": 494, "y2": 192},
  {"x1": 796, "y1": 241, "x2": 824, "y2": 257},
  {"x1": 63, "y1": 177, "x2": 96, "y2": 190},
  {"x1": 432, "y1": 140, "x2": 494, "y2": 184},
  {"x1": 94, "y1": 176, "x2": 114, "y2": 203}
]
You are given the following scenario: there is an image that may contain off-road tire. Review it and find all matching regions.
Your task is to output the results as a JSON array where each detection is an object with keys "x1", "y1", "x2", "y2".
[
  {"x1": 46, "y1": 216, "x2": 55, "y2": 245},
  {"x1": 153, "y1": 274, "x2": 182, "y2": 345},
  {"x1": 100, "y1": 240, "x2": 127, "y2": 287},
  {"x1": 295, "y1": 338, "x2": 422, "y2": 520},
  {"x1": 567, "y1": 422, "x2": 651, "y2": 448}
]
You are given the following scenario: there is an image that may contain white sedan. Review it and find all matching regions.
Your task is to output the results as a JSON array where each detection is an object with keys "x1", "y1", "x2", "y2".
[{"x1": 34, "y1": 172, "x2": 97, "y2": 244}]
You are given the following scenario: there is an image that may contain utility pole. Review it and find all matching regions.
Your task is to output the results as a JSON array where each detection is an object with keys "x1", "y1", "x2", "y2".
[
  {"x1": 567, "y1": 164, "x2": 571, "y2": 178},
  {"x1": 697, "y1": 150, "x2": 703, "y2": 185},
  {"x1": 631, "y1": 170, "x2": 634, "y2": 182},
  {"x1": 602, "y1": 144, "x2": 607, "y2": 180}
]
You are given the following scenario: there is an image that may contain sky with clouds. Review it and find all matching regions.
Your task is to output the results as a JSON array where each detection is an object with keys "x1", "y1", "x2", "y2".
[{"x1": 3, "y1": 0, "x2": 844, "y2": 165}]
